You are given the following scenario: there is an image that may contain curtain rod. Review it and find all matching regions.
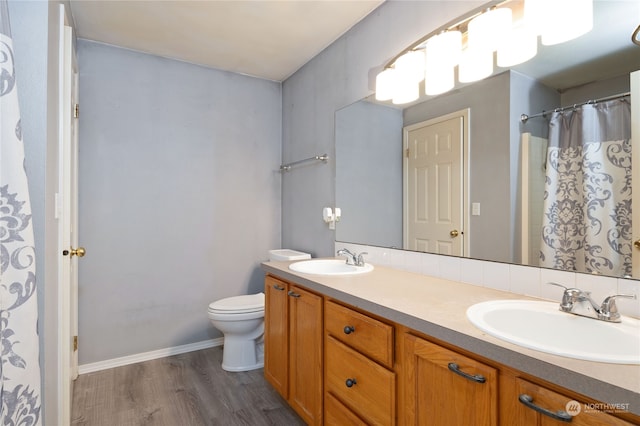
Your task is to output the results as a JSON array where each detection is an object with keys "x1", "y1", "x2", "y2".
[{"x1": 520, "y1": 91, "x2": 631, "y2": 123}]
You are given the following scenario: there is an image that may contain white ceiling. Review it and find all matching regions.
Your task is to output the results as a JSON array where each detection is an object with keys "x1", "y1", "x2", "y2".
[
  {"x1": 69, "y1": 1, "x2": 640, "y2": 88},
  {"x1": 69, "y1": 0, "x2": 385, "y2": 82}
]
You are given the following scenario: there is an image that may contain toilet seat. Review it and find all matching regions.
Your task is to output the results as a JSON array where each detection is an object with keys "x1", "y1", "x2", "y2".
[{"x1": 208, "y1": 292, "x2": 265, "y2": 314}]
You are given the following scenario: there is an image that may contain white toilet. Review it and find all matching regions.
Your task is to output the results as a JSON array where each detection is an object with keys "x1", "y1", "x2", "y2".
[
  {"x1": 208, "y1": 249, "x2": 310, "y2": 372},
  {"x1": 208, "y1": 292, "x2": 265, "y2": 372}
]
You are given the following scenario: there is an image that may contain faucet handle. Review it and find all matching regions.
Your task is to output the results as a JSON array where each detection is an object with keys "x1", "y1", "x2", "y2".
[
  {"x1": 546, "y1": 282, "x2": 568, "y2": 291},
  {"x1": 356, "y1": 252, "x2": 368, "y2": 266},
  {"x1": 600, "y1": 294, "x2": 637, "y2": 322},
  {"x1": 546, "y1": 282, "x2": 582, "y2": 311}
]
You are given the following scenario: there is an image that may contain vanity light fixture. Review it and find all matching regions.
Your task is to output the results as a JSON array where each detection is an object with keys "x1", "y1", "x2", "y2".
[
  {"x1": 375, "y1": 0, "x2": 593, "y2": 104},
  {"x1": 375, "y1": 68, "x2": 396, "y2": 101},
  {"x1": 392, "y1": 50, "x2": 424, "y2": 104},
  {"x1": 424, "y1": 31, "x2": 461, "y2": 95},
  {"x1": 497, "y1": 20, "x2": 537, "y2": 67},
  {"x1": 534, "y1": 0, "x2": 593, "y2": 46}
]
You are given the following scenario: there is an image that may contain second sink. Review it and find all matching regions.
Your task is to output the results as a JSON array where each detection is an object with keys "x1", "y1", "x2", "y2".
[
  {"x1": 289, "y1": 259, "x2": 374, "y2": 276},
  {"x1": 467, "y1": 300, "x2": 640, "y2": 364}
]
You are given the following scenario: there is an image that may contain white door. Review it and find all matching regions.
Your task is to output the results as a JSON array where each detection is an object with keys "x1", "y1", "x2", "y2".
[
  {"x1": 631, "y1": 70, "x2": 639, "y2": 277},
  {"x1": 58, "y1": 17, "x2": 82, "y2": 425},
  {"x1": 403, "y1": 111, "x2": 467, "y2": 255}
]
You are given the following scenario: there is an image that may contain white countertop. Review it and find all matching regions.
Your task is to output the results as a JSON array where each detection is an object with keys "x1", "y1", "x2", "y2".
[{"x1": 262, "y1": 259, "x2": 640, "y2": 416}]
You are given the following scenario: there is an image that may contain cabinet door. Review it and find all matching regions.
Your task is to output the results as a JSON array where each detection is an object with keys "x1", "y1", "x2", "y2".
[
  {"x1": 289, "y1": 285, "x2": 323, "y2": 425},
  {"x1": 513, "y1": 378, "x2": 636, "y2": 426},
  {"x1": 402, "y1": 333, "x2": 498, "y2": 426},
  {"x1": 264, "y1": 275, "x2": 289, "y2": 398}
]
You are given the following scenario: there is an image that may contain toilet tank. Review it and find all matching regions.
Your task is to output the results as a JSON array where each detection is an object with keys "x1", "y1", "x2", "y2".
[{"x1": 268, "y1": 249, "x2": 311, "y2": 262}]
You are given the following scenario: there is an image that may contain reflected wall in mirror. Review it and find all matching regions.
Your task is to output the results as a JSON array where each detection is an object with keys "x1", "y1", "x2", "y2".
[{"x1": 335, "y1": 0, "x2": 640, "y2": 279}]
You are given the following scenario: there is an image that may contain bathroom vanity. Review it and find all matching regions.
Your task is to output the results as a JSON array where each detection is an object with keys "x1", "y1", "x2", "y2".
[{"x1": 262, "y1": 260, "x2": 640, "y2": 425}]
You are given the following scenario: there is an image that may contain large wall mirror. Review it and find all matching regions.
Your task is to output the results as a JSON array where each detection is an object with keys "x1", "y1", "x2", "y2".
[{"x1": 336, "y1": 0, "x2": 640, "y2": 279}]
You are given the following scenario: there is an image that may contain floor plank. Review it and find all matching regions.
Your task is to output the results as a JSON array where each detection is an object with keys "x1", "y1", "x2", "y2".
[{"x1": 71, "y1": 347, "x2": 305, "y2": 426}]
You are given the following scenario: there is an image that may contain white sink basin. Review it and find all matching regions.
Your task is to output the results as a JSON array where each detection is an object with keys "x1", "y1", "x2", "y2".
[
  {"x1": 467, "y1": 300, "x2": 640, "y2": 364},
  {"x1": 289, "y1": 259, "x2": 373, "y2": 276}
]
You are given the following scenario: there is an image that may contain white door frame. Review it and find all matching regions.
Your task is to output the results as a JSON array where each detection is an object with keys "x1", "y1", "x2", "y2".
[
  {"x1": 402, "y1": 108, "x2": 470, "y2": 256},
  {"x1": 57, "y1": 4, "x2": 79, "y2": 424},
  {"x1": 631, "y1": 70, "x2": 639, "y2": 278}
]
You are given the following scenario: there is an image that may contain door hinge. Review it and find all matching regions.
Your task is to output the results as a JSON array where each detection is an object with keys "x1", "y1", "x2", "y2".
[
  {"x1": 406, "y1": 148, "x2": 410, "y2": 158},
  {"x1": 74, "y1": 103, "x2": 79, "y2": 118},
  {"x1": 73, "y1": 335, "x2": 78, "y2": 352}
]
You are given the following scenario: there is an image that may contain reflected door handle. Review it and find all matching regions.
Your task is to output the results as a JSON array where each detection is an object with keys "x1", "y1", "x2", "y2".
[
  {"x1": 450, "y1": 230, "x2": 459, "y2": 238},
  {"x1": 63, "y1": 247, "x2": 86, "y2": 257}
]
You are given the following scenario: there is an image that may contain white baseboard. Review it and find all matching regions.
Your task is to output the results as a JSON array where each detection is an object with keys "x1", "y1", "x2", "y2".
[{"x1": 78, "y1": 338, "x2": 224, "y2": 375}]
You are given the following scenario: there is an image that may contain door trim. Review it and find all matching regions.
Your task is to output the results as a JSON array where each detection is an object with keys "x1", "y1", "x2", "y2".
[{"x1": 631, "y1": 70, "x2": 639, "y2": 278}]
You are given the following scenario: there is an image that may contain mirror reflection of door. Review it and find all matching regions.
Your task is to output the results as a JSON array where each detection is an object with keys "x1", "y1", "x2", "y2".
[{"x1": 403, "y1": 110, "x2": 468, "y2": 255}]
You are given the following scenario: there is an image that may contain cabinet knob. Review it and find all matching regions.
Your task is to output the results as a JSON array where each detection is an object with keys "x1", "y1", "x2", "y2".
[
  {"x1": 345, "y1": 378, "x2": 357, "y2": 388},
  {"x1": 343, "y1": 325, "x2": 355, "y2": 334}
]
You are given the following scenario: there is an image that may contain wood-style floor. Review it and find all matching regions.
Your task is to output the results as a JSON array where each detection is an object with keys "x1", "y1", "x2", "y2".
[{"x1": 71, "y1": 346, "x2": 305, "y2": 426}]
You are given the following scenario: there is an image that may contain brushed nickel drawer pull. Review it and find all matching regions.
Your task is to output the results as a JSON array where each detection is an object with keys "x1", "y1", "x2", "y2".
[
  {"x1": 518, "y1": 394, "x2": 572, "y2": 422},
  {"x1": 343, "y1": 325, "x2": 355, "y2": 334},
  {"x1": 287, "y1": 290, "x2": 300, "y2": 298},
  {"x1": 447, "y1": 363, "x2": 486, "y2": 383},
  {"x1": 273, "y1": 284, "x2": 285, "y2": 291},
  {"x1": 345, "y1": 378, "x2": 357, "y2": 388}
]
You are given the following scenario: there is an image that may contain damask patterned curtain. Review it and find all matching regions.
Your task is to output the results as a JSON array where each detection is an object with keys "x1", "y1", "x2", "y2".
[
  {"x1": 540, "y1": 98, "x2": 632, "y2": 276},
  {"x1": 0, "y1": 1, "x2": 42, "y2": 424}
]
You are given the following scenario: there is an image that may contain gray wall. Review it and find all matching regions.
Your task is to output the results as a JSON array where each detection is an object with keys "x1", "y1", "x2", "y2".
[
  {"x1": 335, "y1": 100, "x2": 402, "y2": 248},
  {"x1": 77, "y1": 40, "x2": 281, "y2": 364},
  {"x1": 281, "y1": 1, "x2": 485, "y2": 257}
]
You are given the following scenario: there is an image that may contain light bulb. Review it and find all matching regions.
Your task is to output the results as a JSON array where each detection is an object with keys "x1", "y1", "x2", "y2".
[
  {"x1": 375, "y1": 68, "x2": 396, "y2": 101},
  {"x1": 395, "y1": 50, "x2": 425, "y2": 83},
  {"x1": 458, "y1": 46, "x2": 493, "y2": 83},
  {"x1": 468, "y1": 8, "x2": 512, "y2": 52},
  {"x1": 497, "y1": 23, "x2": 537, "y2": 67}
]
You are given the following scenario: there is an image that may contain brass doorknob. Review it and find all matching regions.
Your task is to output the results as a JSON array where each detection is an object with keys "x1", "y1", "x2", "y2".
[
  {"x1": 63, "y1": 247, "x2": 86, "y2": 257},
  {"x1": 450, "y1": 230, "x2": 459, "y2": 238},
  {"x1": 634, "y1": 240, "x2": 640, "y2": 250}
]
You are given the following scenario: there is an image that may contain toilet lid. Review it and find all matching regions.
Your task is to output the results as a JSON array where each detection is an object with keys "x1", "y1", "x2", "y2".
[{"x1": 208, "y1": 292, "x2": 265, "y2": 313}]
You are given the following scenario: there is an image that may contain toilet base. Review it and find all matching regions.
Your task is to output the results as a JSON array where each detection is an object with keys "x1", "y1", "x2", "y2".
[{"x1": 221, "y1": 335, "x2": 264, "y2": 372}]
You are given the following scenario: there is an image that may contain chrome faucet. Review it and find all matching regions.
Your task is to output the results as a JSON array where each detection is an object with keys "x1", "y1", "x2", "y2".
[
  {"x1": 337, "y1": 249, "x2": 368, "y2": 267},
  {"x1": 547, "y1": 282, "x2": 637, "y2": 323}
]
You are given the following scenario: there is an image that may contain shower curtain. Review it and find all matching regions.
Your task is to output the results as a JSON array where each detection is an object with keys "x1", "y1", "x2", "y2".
[
  {"x1": 540, "y1": 98, "x2": 632, "y2": 276},
  {"x1": 0, "y1": 1, "x2": 42, "y2": 425}
]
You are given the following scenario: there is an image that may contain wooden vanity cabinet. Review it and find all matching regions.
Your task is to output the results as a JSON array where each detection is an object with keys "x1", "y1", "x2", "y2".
[
  {"x1": 401, "y1": 333, "x2": 498, "y2": 426},
  {"x1": 265, "y1": 272, "x2": 640, "y2": 426},
  {"x1": 264, "y1": 275, "x2": 323, "y2": 425},
  {"x1": 324, "y1": 300, "x2": 396, "y2": 425}
]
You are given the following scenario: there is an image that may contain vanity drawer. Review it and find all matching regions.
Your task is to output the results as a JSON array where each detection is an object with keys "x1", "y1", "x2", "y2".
[
  {"x1": 326, "y1": 336, "x2": 395, "y2": 426},
  {"x1": 325, "y1": 392, "x2": 368, "y2": 426},
  {"x1": 325, "y1": 300, "x2": 393, "y2": 368}
]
